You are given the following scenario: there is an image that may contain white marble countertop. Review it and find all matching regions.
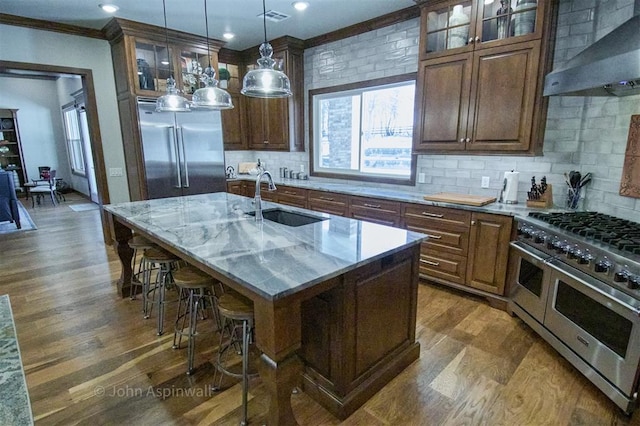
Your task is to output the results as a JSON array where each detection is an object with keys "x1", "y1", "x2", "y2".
[
  {"x1": 104, "y1": 192, "x2": 426, "y2": 300},
  {"x1": 230, "y1": 175, "x2": 568, "y2": 218}
]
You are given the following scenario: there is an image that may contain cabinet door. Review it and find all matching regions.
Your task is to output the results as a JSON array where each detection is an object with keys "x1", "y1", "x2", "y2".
[
  {"x1": 226, "y1": 180, "x2": 245, "y2": 195},
  {"x1": 308, "y1": 190, "x2": 349, "y2": 216},
  {"x1": 276, "y1": 185, "x2": 308, "y2": 209},
  {"x1": 466, "y1": 212, "x2": 512, "y2": 295},
  {"x1": 221, "y1": 92, "x2": 247, "y2": 150},
  {"x1": 475, "y1": 0, "x2": 546, "y2": 46},
  {"x1": 466, "y1": 41, "x2": 539, "y2": 152},
  {"x1": 418, "y1": 0, "x2": 476, "y2": 60},
  {"x1": 246, "y1": 97, "x2": 289, "y2": 150},
  {"x1": 413, "y1": 53, "x2": 472, "y2": 152},
  {"x1": 178, "y1": 47, "x2": 218, "y2": 96},
  {"x1": 133, "y1": 39, "x2": 175, "y2": 96}
]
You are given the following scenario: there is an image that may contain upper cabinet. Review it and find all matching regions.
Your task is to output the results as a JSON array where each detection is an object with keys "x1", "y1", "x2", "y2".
[
  {"x1": 413, "y1": 0, "x2": 556, "y2": 155},
  {"x1": 218, "y1": 49, "x2": 248, "y2": 151},
  {"x1": 240, "y1": 36, "x2": 305, "y2": 152},
  {"x1": 104, "y1": 18, "x2": 224, "y2": 99}
]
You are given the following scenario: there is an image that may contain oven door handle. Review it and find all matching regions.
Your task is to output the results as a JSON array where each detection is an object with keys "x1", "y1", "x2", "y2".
[{"x1": 510, "y1": 241, "x2": 556, "y2": 267}]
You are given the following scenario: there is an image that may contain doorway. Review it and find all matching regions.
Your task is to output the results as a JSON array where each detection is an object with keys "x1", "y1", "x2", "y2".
[{"x1": 0, "y1": 60, "x2": 111, "y2": 239}]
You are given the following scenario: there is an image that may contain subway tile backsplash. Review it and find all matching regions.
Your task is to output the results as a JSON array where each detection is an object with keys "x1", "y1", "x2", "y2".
[{"x1": 225, "y1": 0, "x2": 640, "y2": 222}]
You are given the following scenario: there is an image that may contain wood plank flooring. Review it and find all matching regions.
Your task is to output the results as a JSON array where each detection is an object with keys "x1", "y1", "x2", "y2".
[{"x1": 1, "y1": 193, "x2": 638, "y2": 425}]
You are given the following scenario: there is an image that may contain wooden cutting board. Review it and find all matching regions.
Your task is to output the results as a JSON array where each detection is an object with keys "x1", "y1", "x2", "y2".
[
  {"x1": 423, "y1": 192, "x2": 497, "y2": 206},
  {"x1": 238, "y1": 162, "x2": 258, "y2": 174}
]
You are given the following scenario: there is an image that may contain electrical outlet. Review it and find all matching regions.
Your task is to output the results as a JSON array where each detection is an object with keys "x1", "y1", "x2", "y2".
[
  {"x1": 109, "y1": 167, "x2": 123, "y2": 177},
  {"x1": 481, "y1": 176, "x2": 490, "y2": 188},
  {"x1": 418, "y1": 173, "x2": 426, "y2": 183}
]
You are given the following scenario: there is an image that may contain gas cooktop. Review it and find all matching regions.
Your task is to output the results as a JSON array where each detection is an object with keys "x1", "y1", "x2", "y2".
[{"x1": 528, "y1": 212, "x2": 640, "y2": 255}]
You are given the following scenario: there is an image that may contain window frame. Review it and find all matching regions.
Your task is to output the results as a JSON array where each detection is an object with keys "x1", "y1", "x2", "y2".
[
  {"x1": 308, "y1": 73, "x2": 417, "y2": 186},
  {"x1": 61, "y1": 101, "x2": 87, "y2": 177}
]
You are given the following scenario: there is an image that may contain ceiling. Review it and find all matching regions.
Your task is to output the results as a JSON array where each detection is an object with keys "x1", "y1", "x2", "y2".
[{"x1": 1, "y1": 0, "x2": 417, "y2": 51}]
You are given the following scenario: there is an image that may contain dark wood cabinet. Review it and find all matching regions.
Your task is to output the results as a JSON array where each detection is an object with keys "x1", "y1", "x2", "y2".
[
  {"x1": 412, "y1": 0, "x2": 556, "y2": 155},
  {"x1": 300, "y1": 245, "x2": 420, "y2": 419},
  {"x1": 0, "y1": 109, "x2": 27, "y2": 189},
  {"x1": 275, "y1": 185, "x2": 308, "y2": 209},
  {"x1": 104, "y1": 18, "x2": 225, "y2": 200},
  {"x1": 466, "y1": 211, "x2": 512, "y2": 294},
  {"x1": 241, "y1": 37, "x2": 305, "y2": 152},
  {"x1": 217, "y1": 51, "x2": 248, "y2": 151},
  {"x1": 226, "y1": 180, "x2": 246, "y2": 196}
]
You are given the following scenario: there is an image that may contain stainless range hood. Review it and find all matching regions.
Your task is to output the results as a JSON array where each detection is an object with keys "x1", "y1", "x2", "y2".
[{"x1": 544, "y1": 14, "x2": 640, "y2": 97}]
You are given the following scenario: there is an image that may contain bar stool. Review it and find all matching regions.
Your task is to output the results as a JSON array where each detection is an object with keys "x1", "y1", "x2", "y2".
[
  {"x1": 128, "y1": 235, "x2": 157, "y2": 301},
  {"x1": 172, "y1": 265, "x2": 224, "y2": 375},
  {"x1": 212, "y1": 291, "x2": 259, "y2": 426},
  {"x1": 142, "y1": 247, "x2": 180, "y2": 335}
]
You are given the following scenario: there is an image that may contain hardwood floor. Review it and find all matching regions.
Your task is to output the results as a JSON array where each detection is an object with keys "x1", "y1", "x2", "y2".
[{"x1": 1, "y1": 194, "x2": 638, "y2": 425}]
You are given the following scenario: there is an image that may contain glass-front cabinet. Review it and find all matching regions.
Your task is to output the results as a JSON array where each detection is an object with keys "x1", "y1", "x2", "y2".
[
  {"x1": 179, "y1": 47, "x2": 217, "y2": 95},
  {"x1": 419, "y1": 0, "x2": 542, "y2": 59},
  {"x1": 134, "y1": 40, "x2": 173, "y2": 94}
]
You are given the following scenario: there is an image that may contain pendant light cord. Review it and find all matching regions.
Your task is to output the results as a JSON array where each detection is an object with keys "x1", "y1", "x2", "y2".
[
  {"x1": 204, "y1": 0, "x2": 212, "y2": 69},
  {"x1": 262, "y1": 0, "x2": 267, "y2": 43},
  {"x1": 162, "y1": 0, "x2": 171, "y2": 76}
]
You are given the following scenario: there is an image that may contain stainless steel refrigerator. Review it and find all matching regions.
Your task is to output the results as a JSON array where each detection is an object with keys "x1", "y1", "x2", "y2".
[{"x1": 137, "y1": 99, "x2": 226, "y2": 199}]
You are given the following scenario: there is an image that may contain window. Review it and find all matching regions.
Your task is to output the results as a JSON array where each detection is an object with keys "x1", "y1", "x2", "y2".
[
  {"x1": 62, "y1": 104, "x2": 87, "y2": 176},
  {"x1": 310, "y1": 74, "x2": 416, "y2": 185}
]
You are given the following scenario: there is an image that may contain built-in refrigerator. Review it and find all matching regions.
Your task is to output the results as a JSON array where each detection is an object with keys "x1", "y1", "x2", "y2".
[{"x1": 137, "y1": 98, "x2": 226, "y2": 199}]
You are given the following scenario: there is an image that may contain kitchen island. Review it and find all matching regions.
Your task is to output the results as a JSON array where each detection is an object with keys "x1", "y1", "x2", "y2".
[{"x1": 104, "y1": 192, "x2": 426, "y2": 425}]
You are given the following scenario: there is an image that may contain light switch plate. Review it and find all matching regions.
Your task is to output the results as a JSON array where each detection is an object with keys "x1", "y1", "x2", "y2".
[
  {"x1": 481, "y1": 176, "x2": 490, "y2": 188},
  {"x1": 418, "y1": 173, "x2": 426, "y2": 183},
  {"x1": 109, "y1": 167, "x2": 123, "y2": 177}
]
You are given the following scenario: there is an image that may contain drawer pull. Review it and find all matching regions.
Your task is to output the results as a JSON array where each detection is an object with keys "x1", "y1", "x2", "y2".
[
  {"x1": 425, "y1": 234, "x2": 442, "y2": 239},
  {"x1": 421, "y1": 212, "x2": 444, "y2": 218},
  {"x1": 364, "y1": 203, "x2": 381, "y2": 208},
  {"x1": 420, "y1": 259, "x2": 440, "y2": 267},
  {"x1": 284, "y1": 191, "x2": 296, "y2": 195},
  {"x1": 319, "y1": 196, "x2": 334, "y2": 201}
]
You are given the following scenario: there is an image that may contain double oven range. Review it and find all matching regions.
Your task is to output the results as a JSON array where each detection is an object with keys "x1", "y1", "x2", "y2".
[{"x1": 509, "y1": 211, "x2": 640, "y2": 414}]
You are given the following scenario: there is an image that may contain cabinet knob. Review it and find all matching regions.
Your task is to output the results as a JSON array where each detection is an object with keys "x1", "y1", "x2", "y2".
[
  {"x1": 460, "y1": 138, "x2": 465, "y2": 143},
  {"x1": 465, "y1": 137, "x2": 471, "y2": 143},
  {"x1": 468, "y1": 37, "x2": 474, "y2": 44},
  {"x1": 263, "y1": 140, "x2": 269, "y2": 144},
  {"x1": 475, "y1": 36, "x2": 480, "y2": 43},
  {"x1": 471, "y1": 220, "x2": 476, "y2": 225}
]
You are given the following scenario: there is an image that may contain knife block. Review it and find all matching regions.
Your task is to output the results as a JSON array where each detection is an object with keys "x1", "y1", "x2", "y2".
[{"x1": 526, "y1": 184, "x2": 553, "y2": 208}]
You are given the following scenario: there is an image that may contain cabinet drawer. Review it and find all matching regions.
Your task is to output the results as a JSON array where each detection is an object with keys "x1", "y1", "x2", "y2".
[
  {"x1": 308, "y1": 190, "x2": 348, "y2": 216},
  {"x1": 419, "y1": 250, "x2": 466, "y2": 285},
  {"x1": 404, "y1": 204, "x2": 470, "y2": 229},
  {"x1": 406, "y1": 219, "x2": 469, "y2": 256},
  {"x1": 349, "y1": 196, "x2": 402, "y2": 227},
  {"x1": 276, "y1": 185, "x2": 307, "y2": 209},
  {"x1": 226, "y1": 181, "x2": 245, "y2": 196}
]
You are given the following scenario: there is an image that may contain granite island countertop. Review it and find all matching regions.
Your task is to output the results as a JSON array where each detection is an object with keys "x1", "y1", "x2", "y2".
[
  {"x1": 104, "y1": 192, "x2": 426, "y2": 301},
  {"x1": 229, "y1": 176, "x2": 569, "y2": 218}
]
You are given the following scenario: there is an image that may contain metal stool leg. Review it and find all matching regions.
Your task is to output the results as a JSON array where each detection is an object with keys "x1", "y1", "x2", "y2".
[{"x1": 241, "y1": 318, "x2": 250, "y2": 426}]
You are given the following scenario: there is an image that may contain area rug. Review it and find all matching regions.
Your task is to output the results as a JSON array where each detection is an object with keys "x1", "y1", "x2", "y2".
[
  {"x1": 0, "y1": 202, "x2": 36, "y2": 234},
  {"x1": 0, "y1": 295, "x2": 34, "y2": 425},
  {"x1": 68, "y1": 203, "x2": 100, "y2": 212}
]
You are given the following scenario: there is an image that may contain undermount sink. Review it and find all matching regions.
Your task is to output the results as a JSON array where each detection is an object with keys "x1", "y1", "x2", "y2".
[{"x1": 246, "y1": 208, "x2": 327, "y2": 227}]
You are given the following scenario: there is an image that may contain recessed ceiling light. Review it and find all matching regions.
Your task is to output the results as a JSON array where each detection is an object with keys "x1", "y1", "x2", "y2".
[
  {"x1": 223, "y1": 32, "x2": 235, "y2": 40},
  {"x1": 99, "y1": 4, "x2": 119, "y2": 13},
  {"x1": 292, "y1": 1, "x2": 309, "y2": 11}
]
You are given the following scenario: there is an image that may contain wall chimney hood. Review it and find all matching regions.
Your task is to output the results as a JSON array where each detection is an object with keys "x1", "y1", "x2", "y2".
[{"x1": 543, "y1": 14, "x2": 640, "y2": 97}]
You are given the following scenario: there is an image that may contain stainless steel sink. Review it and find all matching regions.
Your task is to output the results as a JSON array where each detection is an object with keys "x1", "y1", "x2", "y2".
[{"x1": 246, "y1": 208, "x2": 327, "y2": 227}]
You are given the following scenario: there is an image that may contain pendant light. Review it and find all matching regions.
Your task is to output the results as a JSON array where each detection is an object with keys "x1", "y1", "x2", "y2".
[
  {"x1": 241, "y1": 0, "x2": 292, "y2": 98},
  {"x1": 191, "y1": 0, "x2": 234, "y2": 110},
  {"x1": 155, "y1": 0, "x2": 191, "y2": 112}
]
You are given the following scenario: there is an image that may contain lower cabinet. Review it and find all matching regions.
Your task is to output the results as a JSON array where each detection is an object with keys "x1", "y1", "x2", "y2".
[
  {"x1": 225, "y1": 180, "x2": 513, "y2": 297},
  {"x1": 466, "y1": 212, "x2": 512, "y2": 295}
]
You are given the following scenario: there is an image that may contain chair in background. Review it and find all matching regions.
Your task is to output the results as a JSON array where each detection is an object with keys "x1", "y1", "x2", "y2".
[
  {"x1": 0, "y1": 170, "x2": 21, "y2": 228},
  {"x1": 29, "y1": 169, "x2": 58, "y2": 207}
]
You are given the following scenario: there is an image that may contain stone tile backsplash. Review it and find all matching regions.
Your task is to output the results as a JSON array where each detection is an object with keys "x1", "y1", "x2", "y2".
[{"x1": 225, "y1": 0, "x2": 640, "y2": 222}]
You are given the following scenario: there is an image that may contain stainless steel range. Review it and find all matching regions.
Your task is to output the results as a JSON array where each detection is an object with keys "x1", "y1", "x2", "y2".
[{"x1": 509, "y1": 211, "x2": 640, "y2": 414}]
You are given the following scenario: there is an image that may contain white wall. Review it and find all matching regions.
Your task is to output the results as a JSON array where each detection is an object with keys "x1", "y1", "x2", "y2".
[
  {"x1": 0, "y1": 24, "x2": 129, "y2": 203},
  {"x1": 226, "y1": 0, "x2": 640, "y2": 221},
  {"x1": 0, "y1": 77, "x2": 71, "y2": 183}
]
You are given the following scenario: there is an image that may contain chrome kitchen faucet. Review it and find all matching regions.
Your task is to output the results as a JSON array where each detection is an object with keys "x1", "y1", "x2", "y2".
[{"x1": 254, "y1": 170, "x2": 277, "y2": 221}]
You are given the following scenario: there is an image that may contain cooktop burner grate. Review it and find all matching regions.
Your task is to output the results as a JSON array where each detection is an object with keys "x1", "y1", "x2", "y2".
[{"x1": 528, "y1": 212, "x2": 640, "y2": 255}]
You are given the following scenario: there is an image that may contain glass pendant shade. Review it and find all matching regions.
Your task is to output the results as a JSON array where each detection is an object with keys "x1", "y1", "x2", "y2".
[
  {"x1": 156, "y1": 76, "x2": 191, "y2": 112},
  {"x1": 241, "y1": 41, "x2": 292, "y2": 98},
  {"x1": 192, "y1": 67, "x2": 234, "y2": 109}
]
